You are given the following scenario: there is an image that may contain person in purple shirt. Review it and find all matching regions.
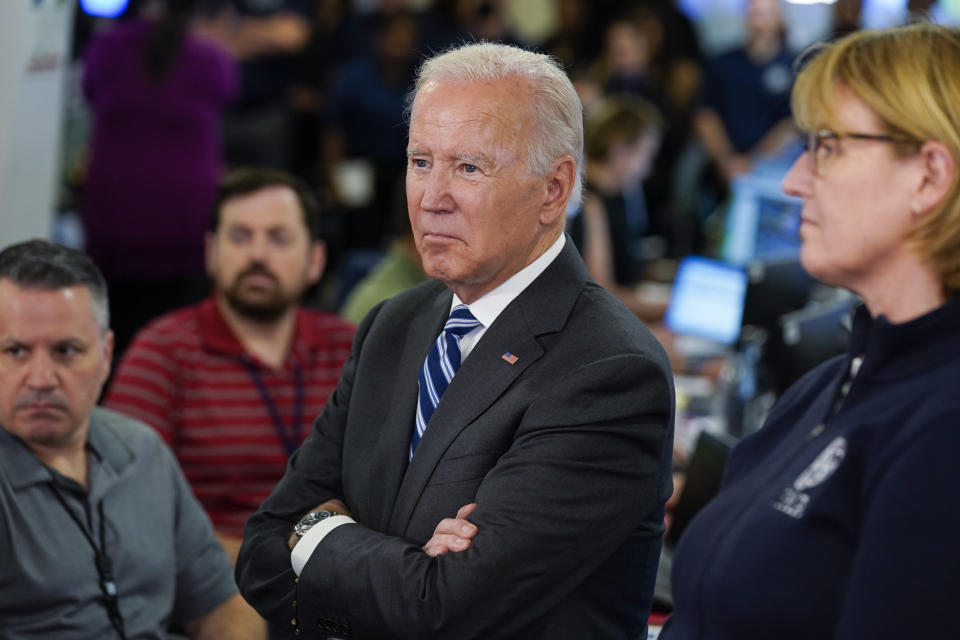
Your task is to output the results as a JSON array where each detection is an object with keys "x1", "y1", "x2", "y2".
[{"x1": 82, "y1": 0, "x2": 238, "y2": 360}]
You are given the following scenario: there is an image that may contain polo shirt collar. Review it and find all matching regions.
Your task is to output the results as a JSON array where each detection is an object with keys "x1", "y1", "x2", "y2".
[
  {"x1": 0, "y1": 410, "x2": 134, "y2": 494},
  {"x1": 86, "y1": 409, "x2": 135, "y2": 478},
  {"x1": 0, "y1": 427, "x2": 50, "y2": 491},
  {"x1": 196, "y1": 294, "x2": 324, "y2": 359}
]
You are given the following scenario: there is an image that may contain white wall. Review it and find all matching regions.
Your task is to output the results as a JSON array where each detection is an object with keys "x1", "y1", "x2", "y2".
[{"x1": 0, "y1": 0, "x2": 75, "y2": 251}]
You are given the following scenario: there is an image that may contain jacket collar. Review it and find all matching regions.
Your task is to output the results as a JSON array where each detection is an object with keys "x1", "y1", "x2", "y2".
[{"x1": 387, "y1": 237, "x2": 591, "y2": 535}]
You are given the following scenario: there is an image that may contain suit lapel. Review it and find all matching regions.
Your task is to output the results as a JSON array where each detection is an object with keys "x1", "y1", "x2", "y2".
[
  {"x1": 387, "y1": 238, "x2": 590, "y2": 535},
  {"x1": 370, "y1": 287, "x2": 450, "y2": 532}
]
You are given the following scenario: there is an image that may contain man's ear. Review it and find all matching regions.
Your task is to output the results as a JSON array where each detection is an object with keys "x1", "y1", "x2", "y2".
[
  {"x1": 204, "y1": 232, "x2": 217, "y2": 278},
  {"x1": 539, "y1": 155, "x2": 577, "y2": 227},
  {"x1": 100, "y1": 329, "x2": 115, "y2": 386},
  {"x1": 912, "y1": 140, "x2": 957, "y2": 220},
  {"x1": 307, "y1": 240, "x2": 326, "y2": 285}
]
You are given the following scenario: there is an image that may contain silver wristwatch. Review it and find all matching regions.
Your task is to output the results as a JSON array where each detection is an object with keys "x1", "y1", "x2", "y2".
[{"x1": 293, "y1": 509, "x2": 339, "y2": 538}]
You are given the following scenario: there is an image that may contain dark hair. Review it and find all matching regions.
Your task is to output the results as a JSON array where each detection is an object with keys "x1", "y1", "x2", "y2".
[
  {"x1": 143, "y1": 0, "x2": 200, "y2": 82},
  {"x1": 0, "y1": 239, "x2": 110, "y2": 330},
  {"x1": 585, "y1": 97, "x2": 664, "y2": 162},
  {"x1": 211, "y1": 167, "x2": 324, "y2": 241}
]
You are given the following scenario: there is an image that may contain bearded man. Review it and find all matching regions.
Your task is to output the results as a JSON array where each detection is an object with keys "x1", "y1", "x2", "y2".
[{"x1": 106, "y1": 168, "x2": 354, "y2": 562}]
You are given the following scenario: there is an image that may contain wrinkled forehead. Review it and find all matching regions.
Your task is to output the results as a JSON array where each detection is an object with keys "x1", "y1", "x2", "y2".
[{"x1": 410, "y1": 78, "x2": 535, "y2": 139}]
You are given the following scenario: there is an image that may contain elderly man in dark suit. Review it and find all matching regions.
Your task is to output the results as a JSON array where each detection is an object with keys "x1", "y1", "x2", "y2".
[{"x1": 236, "y1": 41, "x2": 674, "y2": 640}]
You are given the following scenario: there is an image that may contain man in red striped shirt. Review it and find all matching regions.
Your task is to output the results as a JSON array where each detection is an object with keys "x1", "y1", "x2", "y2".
[{"x1": 106, "y1": 168, "x2": 355, "y2": 562}]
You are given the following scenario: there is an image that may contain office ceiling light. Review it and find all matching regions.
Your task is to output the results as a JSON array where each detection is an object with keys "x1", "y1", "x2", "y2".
[{"x1": 79, "y1": 0, "x2": 131, "y2": 18}]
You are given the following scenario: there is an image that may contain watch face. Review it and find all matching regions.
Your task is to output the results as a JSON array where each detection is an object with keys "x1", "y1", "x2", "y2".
[{"x1": 295, "y1": 510, "x2": 335, "y2": 537}]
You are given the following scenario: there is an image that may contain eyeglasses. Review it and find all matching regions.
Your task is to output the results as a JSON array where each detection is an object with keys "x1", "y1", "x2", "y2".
[{"x1": 803, "y1": 129, "x2": 916, "y2": 175}]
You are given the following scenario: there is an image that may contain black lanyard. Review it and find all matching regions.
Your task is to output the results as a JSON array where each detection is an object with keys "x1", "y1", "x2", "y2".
[
  {"x1": 48, "y1": 482, "x2": 127, "y2": 640},
  {"x1": 244, "y1": 359, "x2": 304, "y2": 457}
]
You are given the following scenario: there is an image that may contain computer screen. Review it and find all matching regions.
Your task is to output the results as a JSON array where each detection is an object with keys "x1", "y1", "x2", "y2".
[
  {"x1": 666, "y1": 429, "x2": 736, "y2": 548},
  {"x1": 741, "y1": 258, "x2": 816, "y2": 332},
  {"x1": 721, "y1": 174, "x2": 804, "y2": 266},
  {"x1": 767, "y1": 296, "x2": 856, "y2": 393},
  {"x1": 665, "y1": 256, "x2": 748, "y2": 346}
]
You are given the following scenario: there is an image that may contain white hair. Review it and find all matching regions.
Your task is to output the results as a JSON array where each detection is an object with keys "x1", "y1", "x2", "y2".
[{"x1": 412, "y1": 42, "x2": 584, "y2": 206}]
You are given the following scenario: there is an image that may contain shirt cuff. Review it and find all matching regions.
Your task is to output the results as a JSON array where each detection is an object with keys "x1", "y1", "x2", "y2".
[{"x1": 290, "y1": 515, "x2": 356, "y2": 576}]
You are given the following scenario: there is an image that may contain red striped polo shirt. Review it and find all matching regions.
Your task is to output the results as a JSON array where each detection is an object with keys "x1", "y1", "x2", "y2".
[{"x1": 105, "y1": 296, "x2": 355, "y2": 536}]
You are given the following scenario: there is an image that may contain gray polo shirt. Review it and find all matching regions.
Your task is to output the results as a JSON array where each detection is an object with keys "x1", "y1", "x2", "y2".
[{"x1": 0, "y1": 407, "x2": 237, "y2": 639}]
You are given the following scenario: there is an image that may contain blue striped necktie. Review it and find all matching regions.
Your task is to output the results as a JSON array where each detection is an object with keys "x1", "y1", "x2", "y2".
[{"x1": 411, "y1": 305, "x2": 482, "y2": 458}]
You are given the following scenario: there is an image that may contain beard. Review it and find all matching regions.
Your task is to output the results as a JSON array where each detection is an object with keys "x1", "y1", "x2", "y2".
[{"x1": 221, "y1": 263, "x2": 299, "y2": 322}]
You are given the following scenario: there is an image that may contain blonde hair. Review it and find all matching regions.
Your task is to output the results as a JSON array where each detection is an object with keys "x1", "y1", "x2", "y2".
[
  {"x1": 412, "y1": 42, "x2": 585, "y2": 206},
  {"x1": 791, "y1": 24, "x2": 960, "y2": 296}
]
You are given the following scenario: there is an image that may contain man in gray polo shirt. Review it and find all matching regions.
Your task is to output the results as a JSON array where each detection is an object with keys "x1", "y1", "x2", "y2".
[{"x1": 0, "y1": 240, "x2": 264, "y2": 639}]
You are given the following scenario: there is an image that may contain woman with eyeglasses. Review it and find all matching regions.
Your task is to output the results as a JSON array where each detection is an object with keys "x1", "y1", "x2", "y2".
[{"x1": 660, "y1": 23, "x2": 960, "y2": 640}]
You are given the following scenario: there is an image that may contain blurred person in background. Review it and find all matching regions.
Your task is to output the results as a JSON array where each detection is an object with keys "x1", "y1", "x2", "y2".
[
  {"x1": 597, "y1": 16, "x2": 659, "y2": 103},
  {"x1": 106, "y1": 168, "x2": 354, "y2": 563},
  {"x1": 661, "y1": 23, "x2": 960, "y2": 639},
  {"x1": 420, "y1": 0, "x2": 522, "y2": 54},
  {"x1": 694, "y1": 0, "x2": 797, "y2": 184},
  {"x1": 541, "y1": 0, "x2": 596, "y2": 72},
  {"x1": 287, "y1": 0, "x2": 353, "y2": 185},
  {"x1": 205, "y1": 0, "x2": 311, "y2": 170},
  {"x1": 590, "y1": 4, "x2": 705, "y2": 258},
  {"x1": 81, "y1": 0, "x2": 238, "y2": 363},
  {"x1": 323, "y1": 9, "x2": 421, "y2": 250},
  {"x1": 339, "y1": 182, "x2": 426, "y2": 325},
  {"x1": 570, "y1": 96, "x2": 667, "y2": 320},
  {"x1": 831, "y1": 0, "x2": 864, "y2": 38}
]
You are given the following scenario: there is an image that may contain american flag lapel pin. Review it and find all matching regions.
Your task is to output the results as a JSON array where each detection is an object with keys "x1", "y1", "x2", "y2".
[{"x1": 501, "y1": 352, "x2": 519, "y2": 365}]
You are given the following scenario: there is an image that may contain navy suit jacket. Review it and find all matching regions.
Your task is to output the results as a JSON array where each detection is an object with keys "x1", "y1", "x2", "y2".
[{"x1": 236, "y1": 239, "x2": 675, "y2": 639}]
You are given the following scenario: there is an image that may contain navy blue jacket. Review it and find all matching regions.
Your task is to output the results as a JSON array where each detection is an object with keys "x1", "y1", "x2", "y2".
[{"x1": 662, "y1": 297, "x2": 960, "y2": 639}]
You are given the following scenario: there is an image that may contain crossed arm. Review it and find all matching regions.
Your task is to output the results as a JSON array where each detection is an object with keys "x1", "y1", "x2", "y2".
[
  {"x1": 287, "y1": 500, "x2": 479, "y2": 557},
  {"x1": 236, "y1": 302, "x2": 674, "y2": 638}
]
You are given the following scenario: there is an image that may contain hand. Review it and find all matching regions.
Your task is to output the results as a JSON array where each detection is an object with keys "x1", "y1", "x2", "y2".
[
  {"x1": 720, "y1": 154, "x2": 751, "y2": 182},
  {"x1": 422, "y1": 503, "x2": 478, "y2": 558},
  {"x1": 287, "y1": 499, "x2": 351, "y2": 550},
  {"x1": 664, "y1": 471, "x2": 685, "y2": 536}
]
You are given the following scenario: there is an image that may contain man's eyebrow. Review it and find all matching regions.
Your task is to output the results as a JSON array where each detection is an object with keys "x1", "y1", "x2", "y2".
[
  {"x1": 406, "y1": 148, "x2": 426, "y2": 158},
  {"x1": 454, "y1": 153, "x2": 491, "y2": 167}
]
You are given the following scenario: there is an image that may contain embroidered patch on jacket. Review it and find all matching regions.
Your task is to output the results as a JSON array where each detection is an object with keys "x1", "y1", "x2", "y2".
[{"x1": 773, "y1": 436, "x2": 847, "y2": 519}]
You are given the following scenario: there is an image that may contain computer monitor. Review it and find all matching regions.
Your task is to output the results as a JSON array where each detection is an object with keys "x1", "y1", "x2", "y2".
[
  {"x1": 665, "y1": 256, "x2": 748, "y2": 346},
  {"x1": 666, "y1": 429, "x2": 737, "y2": 548},
  {"x1": 721, "y1": 174, "x2": 804, "y2": 266},
  {"x1": 767, "y1": 295, "x2": 856, "y2": 393},
  {"x1": 741, "y1": 257, "x2": 816, "y2": 332}
]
